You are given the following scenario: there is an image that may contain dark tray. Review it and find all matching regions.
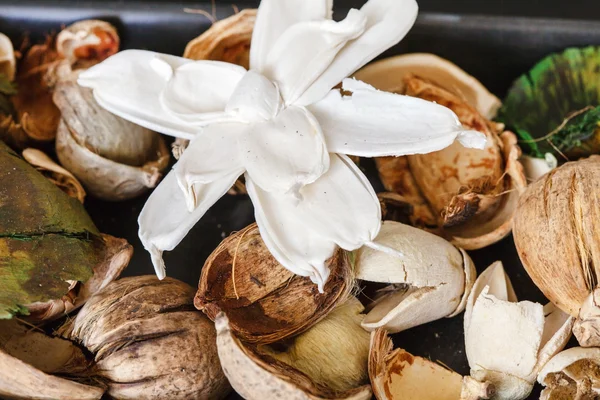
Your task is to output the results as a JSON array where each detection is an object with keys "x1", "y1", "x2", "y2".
[{"x1": 2, "y1": 2, "x2": 600, "y2": 399}]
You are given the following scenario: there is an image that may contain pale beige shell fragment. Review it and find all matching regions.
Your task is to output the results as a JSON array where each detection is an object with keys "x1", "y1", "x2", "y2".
[
  {"x1": 0, "y1": 33, "x2": 15, "y2": 81},
  {"x1": 22, "y1": 148, "x2": 86, "y2": 203},
  {"x1": 573, "y1": 288, "x2": 600, "y2": 347},
  {"x1": 215, "y1": 299, "x2": 372, "y2": 400},
  {"x1": 464, "y1": 261, "x2": 574, "y2": 400},
  {"x1": 368, "y1": 329, "x2": 494, "y2": 400},
  {"x1": 356, "y1": 221, "x2": 475, "y2": 333},
  {"x1": 353, "y1": 53, "x2": 501, "y2": 119},
  {"x1": 538, "y1": 347, "x2": 600, "y2": 399}
]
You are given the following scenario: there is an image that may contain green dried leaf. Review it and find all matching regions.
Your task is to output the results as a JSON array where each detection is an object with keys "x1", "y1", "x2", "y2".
[
  {"x1": 498, "y1": 46, "x2": 600, "y2": 158},
  {"x1": 0, "y1": 141, "x2": 101, "y2": 318}
]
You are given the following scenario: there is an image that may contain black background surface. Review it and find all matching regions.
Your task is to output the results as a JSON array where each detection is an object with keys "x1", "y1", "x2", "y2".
[{"x1": 1, "y1": 1, "x2": 599, "y2": 399}]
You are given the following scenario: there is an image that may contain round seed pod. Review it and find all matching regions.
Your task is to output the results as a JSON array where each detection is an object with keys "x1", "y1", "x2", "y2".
[
  {"x1": 196, "y1": 223, "x2": 354, "y2": 344},
  {"x1": 61, "y1": 276, "x2": 231, "y2": 400}
]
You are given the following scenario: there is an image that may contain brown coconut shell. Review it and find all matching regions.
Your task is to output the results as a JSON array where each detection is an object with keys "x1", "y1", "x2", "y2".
[{"x1": 196, "y1": 223, "x2": 354, "y2": 344}]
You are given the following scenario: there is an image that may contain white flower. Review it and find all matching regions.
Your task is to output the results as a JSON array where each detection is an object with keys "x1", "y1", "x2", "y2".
[{"x1": 78, "y1": 0, "x2": 486, "y2": 290}]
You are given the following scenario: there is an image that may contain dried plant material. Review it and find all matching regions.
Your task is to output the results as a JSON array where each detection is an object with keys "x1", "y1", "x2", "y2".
[
  {"x1": 184, "y1": 9, "x2": 255, "y2": 69},
  {"x1": 215, "y1": 298, "x2": 372, "y2": 400},
  {"x1": 22, "y1": 148, "x2": 85, "y2": 202},
  {"x1": 362, "y1": 70, "x2": 526, "y2": 250},
  {"x1": 0, "y1": 141, "x2": 131, "y2": 321},
  {"x1": 355, "y1": 221, "x2": 475, "y2": 333},
  {"x1": 513, "y1": 156, "x2": 600, "y2": 346},
  {"x1": 60, "y1": 276, "x2": 231, "y2": 400},
  {"x1": 54, "y1": 66, "x2": 169, "y2": 201},
  {"x1": 464, "y1": 261, "x2": 574, "y2": 400},
  {"x1": 538, "y1": 347, "x2": 600, "y2": 399},
  {"x1": 0, "y1": 348, "x2": 104, "y2": 400},
  {"x1": 369, "y1": 329, "x2": 494, "y2": 400},
  {"x1": 196, "y1": 223, "x2": 353, "y2": 344},
  {"x1": 0, "y1": 33, "x2": 16, "y2": 81},
  {"x1": 520, "y1": 153, "x2": 557, "y2": 182},
  {"x1": 353, "y1": 53, "x2": 501, "y2": 118},
  {"x1": 56, "y1": 20, "x2": 119, "y2": 66}
]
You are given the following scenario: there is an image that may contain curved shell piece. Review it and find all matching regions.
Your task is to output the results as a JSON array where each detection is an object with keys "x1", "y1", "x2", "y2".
[
  {"x1": 368, "y1": 329, "x2": 494, "y2": 400},
  {"x1": 538, "y1": 347, "x2": 600, "y2": 400},
  {"x1": 215, "y1": 305, "x2": 372, "y2": 400},
  {"x1": 56, "y1": 20, "x2": 119, "y2": 65},
  {"x1": 464, "y1": 262, "x2": 574, "y2": 400},
  {"x1": 22, "y1": 148, "x2": 86, "y2": 203},
  {"x1": 184, "y1": 9, "x2": 256, "y2": 69},
  {"x1": 353, "y1": 53, "x2": 501, "y2": 119},
  {"x1": 356, "y1": 221, "x2": 474, "y2": 333},
  {"x1": 0, "y1": 33, "x2": 15, "y2": 81}
]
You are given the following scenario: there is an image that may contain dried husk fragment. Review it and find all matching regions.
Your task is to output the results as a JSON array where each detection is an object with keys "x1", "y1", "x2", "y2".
[
  {"x1": 54, "y1": 64, "x2": 170, "y2": 201},
  {"x1": 0, "y1": 33, "x2": 16, "y2": 81},
  {"x1": 196, "y1": 223, "x2": 353, "y2": 344},
  {"x1": 464, "y1": 262, "x2": 574, "y2": 400},
  {"x1": 355, "y1": 220, "x2": 476, "y2": 333},
  {"x1": 22, "y1": 147, "x2": 85, "y2": 202},
  {"x1": 60, "y1": 275, "x2": 231, "y2": 400},
  {"x1": 56, "y1": 20, "x2": 119, "y2": 67},
  {"x1": 215, "y1": 297, "x2": 372, "y2": 400},
  {"x1": 513, "y1": 156, "x2": 600, "y2": 346},
  {"x1": 368, "y1": 328, "x2": 494, "y2": 400},
  {"x1": 538, "y1": 347, "x2": 600, "y2": 399},
  {"x1": 0, "y1": 141, "x2": 131, "y2": 321},
  {"x1": 357, "y1": 58, "x2": 526, "y2": 250}
]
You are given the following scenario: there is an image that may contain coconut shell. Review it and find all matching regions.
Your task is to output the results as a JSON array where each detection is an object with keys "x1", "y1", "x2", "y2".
[
  {"x1": 196, "y1": 223, "x2": 353, "y2": 344},
  {"x1": 514, "y1": 156, "x2": 600, "y2": 318},
  {"x1": 61, "y1": 275, "x2": 231, "y2": 400}
]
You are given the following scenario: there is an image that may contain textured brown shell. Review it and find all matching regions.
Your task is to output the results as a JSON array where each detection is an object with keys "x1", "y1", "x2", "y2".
[
  {"x1": 196, "y1": 223, "x2": 353, "y2": 344},
  {"x1": 514, "y1": 156, "x2": 600, "y2": 317}
]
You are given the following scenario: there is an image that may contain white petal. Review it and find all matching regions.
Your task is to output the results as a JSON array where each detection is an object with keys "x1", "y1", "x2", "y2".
[
  {"x1": 250, "y1": 0, "x2": 332, "y2": 72},
  {"x1": 78, "y1": 50, "x2": 243, "y2": 139},
  {"x1": 174, "y1": 122, "x2": 246, "y2": 211},
  {"x1": 225, "y1": 70, "x2": 281, "y2": 122},
  {"x1": 309, "y1": 78, "x2": 486, "y2": 157},
  {"x1": 262, "y1": 9, "x2": 366, "y2": 105},
  {"x1": 246, "y1": 154, "x2": 381, "y2": 289},
  {"x1": 240, "y1": 106, "x2": 329, "y2": 195},
  {"x1": 296, "y1": 0, "x2": 419, "y2": 106},
  {"x1": 138, "y1": 168, "x2": 242, "y2": 279}
]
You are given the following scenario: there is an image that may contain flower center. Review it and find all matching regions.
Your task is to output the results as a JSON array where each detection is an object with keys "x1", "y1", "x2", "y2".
[{"x1": 225, "y1": 70, "x2": 283, "y2": 123}]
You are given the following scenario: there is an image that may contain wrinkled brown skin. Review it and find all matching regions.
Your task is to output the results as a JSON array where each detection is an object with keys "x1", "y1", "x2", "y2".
[
  {"x1": 196, "y1": 223, "x2": 353, "y2": 344},
  {"x1": 514, "y1": 157, "x2": 600, "y2": 321},
  {"x1": 61, "y1": 276, "x2": 231, "y2": 400}
]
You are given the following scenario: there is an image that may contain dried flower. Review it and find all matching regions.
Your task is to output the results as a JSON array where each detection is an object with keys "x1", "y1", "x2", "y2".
[
  {"x1": 56, "y1": 20, "x2": 119, "y2": 66},
  {"x1": 538, "y1": 347, "x2": 600, "y2": 399},
  {"x1": 0, "y1": 33, "x2": 15, "y2": 81},
  {"x1": 79, "y1": 0, "x2": 485, "y2": 289},
  {"x1": 464, "y1": 262, "x2": 574, "y2": 400},
  {"x1": 355, "y1": 220, "x2": 475, "y2": 333}
]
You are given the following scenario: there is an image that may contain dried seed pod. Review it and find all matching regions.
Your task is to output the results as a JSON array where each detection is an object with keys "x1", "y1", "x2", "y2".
[
  {"x1": 0, "y1": 33, "x2": 15, "y2": 81},
  {"x1": 0, "y1": 141, "x2": 132, "y2": 321},
  {"x1": 538, "y1": 347, "x2": 600, "y2": 399},
  {"x1": 184, "y1": 9, "x2": 255, "y2": 69},
  {"x1": 54, "y1": 65, "x2": 170, "y2": 201},
  {"x1": 355, "y1": 221, "x2": 475, "y2": 333},
  {"x1": 56, "y1": 20, "x2": 119, "y2": 66},
  {"x1": 353, "y1": 53, "x2": 501, "y2": 119},
  {"x1": 216, "y1": 298, "x2": 372, "y2": 400},
  {"x1": 368, "y1": 329, "x2": 494, "y2": 400},
  {"x1": 357, "y1": 58, "x2": 526, "y2": 250},
  {"x1": 464, "y1": 262, "x2": 574, "y2": 400},
  {"x1": 22, "y1": 148, "x2": 85, "y2": 202},
  {"x1": 196, "y1": 223, "x2": 353, "y2": 344},
  {"x1": 513, "y1": 156, "x2": 600, "y2": 346},
  {"x1": 61, "y1": 275, "x2": 231, "y2": 400}
]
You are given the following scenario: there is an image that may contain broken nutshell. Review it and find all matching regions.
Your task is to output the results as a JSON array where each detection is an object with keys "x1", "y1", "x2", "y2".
[{"x1": 538, "y1": 347, "x2": 600, "y2": 399}]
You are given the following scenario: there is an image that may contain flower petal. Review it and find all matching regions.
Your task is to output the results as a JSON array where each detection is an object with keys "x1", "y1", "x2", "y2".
[
  {"x1": 139, "y1": 168, "x2": 242, "y2": 279},
  {"x1": 225, "y1": 70, "x2": 281, "y2": 122},
  {"x1": 296, "y1": 0, "x2": 419, "y2": 106},
  {"x1": 250, "y1": 0, "x2": 333, "y2": 72},
  {"x1": 262, "y1": 9, "x2": 366, "y2": 105},
  {"x1": 240, "y1": 106, "x2": 329, "y2": 195},
  {"x1": 174, "y1": 122, "x2": 246, "y2": 211},
  {"x1": 78, "y1": 50, "x2": 244, "y2": 139},
  {"x1": 246, "y1": 154, "x2": 381, "y2": 289},
  {"x1": 309, "y1": 78, "x2": 486, "y2": 157}
]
